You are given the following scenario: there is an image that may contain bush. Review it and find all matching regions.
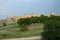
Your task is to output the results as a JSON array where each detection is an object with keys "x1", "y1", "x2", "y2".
[
  {"x1": 20, "y1": 25, "x2": 28, "y2": 32},
  {"x1": 17, "y1": 18, "x2": 29, "y2": 31},
  {"x1": 3, "y1": 23, "x2": 6, "y2": 26},
  {"x1": 41, "y1": 20, "x2": 60, "y2": 40}
]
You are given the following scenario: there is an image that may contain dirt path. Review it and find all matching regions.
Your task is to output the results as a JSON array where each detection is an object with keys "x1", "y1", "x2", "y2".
[{"x1": 0, "y1": 36, "x2": 41, "y2": 40}]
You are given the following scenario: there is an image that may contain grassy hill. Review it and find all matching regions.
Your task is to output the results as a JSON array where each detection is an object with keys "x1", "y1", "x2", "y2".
[{"x1": 0, "y1": 22, "x2": 43, "y2": 39}]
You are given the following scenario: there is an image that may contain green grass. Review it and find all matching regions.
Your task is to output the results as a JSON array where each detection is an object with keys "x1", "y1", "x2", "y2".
[{"x1": 0, "y1": 23, "x2": 44, "y2": 39}]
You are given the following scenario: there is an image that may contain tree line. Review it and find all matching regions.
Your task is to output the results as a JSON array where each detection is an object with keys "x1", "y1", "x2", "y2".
[
  {"x1": 17, "y1": 15, "x2": 60, "y2": 40},
  {"x1": 17, "y1": 15, "x2": 60, "y2": 25}
]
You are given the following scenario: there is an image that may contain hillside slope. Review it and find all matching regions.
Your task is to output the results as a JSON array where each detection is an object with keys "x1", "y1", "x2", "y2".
[{"x1": 0, "y1": 23, "x2": 43, "y2": 39}]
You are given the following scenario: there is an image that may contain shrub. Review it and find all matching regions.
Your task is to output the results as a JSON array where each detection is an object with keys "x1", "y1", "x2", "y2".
[
  {"x1": 19, "y1": 25, "x2": 28, "y2": 32},
  {"x1": 3, "y1": 23, "x2": 6, "y2": 26},
  {"x1": 41, "y1": 20, "x2": 60, "y2": 40}
]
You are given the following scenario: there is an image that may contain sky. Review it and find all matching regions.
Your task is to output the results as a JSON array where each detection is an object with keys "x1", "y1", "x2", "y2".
[{"x1": 0, "y1": 0, "x2": 60, "y2": 19}]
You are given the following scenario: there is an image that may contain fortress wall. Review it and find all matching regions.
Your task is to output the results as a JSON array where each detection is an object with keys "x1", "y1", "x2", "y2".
[
  {"x1": 0, "y1": 12, "x2": 57, "y2": 25},
  {"x1": 5, "y1": 13, "x2": 38, "y2": 24}
]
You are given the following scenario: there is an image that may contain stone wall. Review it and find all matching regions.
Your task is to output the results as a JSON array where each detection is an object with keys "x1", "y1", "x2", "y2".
[{"x1": 5, "y1": 13, "x2": 38, "y2": 24}]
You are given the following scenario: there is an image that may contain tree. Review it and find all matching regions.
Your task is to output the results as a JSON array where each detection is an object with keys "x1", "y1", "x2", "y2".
[
  {"x1": 3, "y1": 23, "x2": 6, "y2": 26},
  {"x1": 41, "y1": 20, "x2": 60, "y2": 40},
  {"x1": 17, "y1": 18, "x2": 28, "y2": 31}
]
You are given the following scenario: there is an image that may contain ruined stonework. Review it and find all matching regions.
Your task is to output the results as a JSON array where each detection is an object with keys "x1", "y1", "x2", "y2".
[
  {"x1": 0, "y1": 12, "x2": 56, "y2": 25},
  {"x1": 5, "y1": 13, "x2": 38, "y2": 24}
]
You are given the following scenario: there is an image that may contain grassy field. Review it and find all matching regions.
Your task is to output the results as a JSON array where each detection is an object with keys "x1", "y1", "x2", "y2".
[{"x1": 0, "y1": 23, "x2": 44, "y2": 39}]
